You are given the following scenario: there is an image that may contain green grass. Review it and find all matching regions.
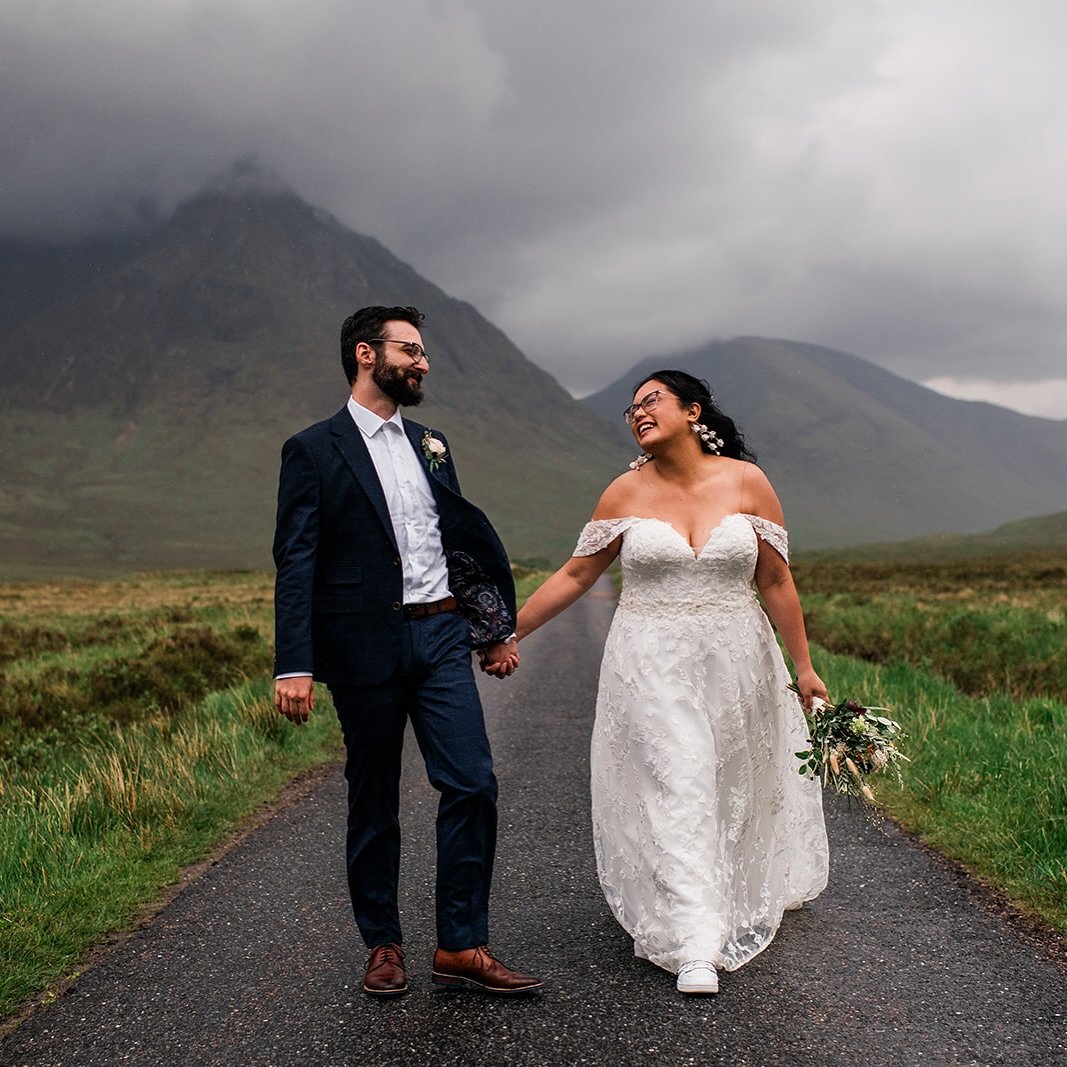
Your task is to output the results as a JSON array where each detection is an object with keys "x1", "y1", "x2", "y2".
[
  {"x1": 809, "y1": 649, "x2": 1067, "y2": 931},
  {"x1": 512, "y1": 564, "x2": 549, "y2": 605},
  {"x1": 0, "y1": 571, "x2": 327, "y2": 1018},
  {"x1": 793, "y1": 555, "x2": 1067, "y2": 701},
  {"x1": 801, "y1": 594, "x2": 1066, "y2": 701},
  {"x1": 793, "y1": 552, "x2": 1067, "y2": 932},
  {"x1": 0, "y1": 571, "x2": 278, "y2": 766},
  {"x1": 0, "y1": 679, "x2": 338, "y2": 1018}
]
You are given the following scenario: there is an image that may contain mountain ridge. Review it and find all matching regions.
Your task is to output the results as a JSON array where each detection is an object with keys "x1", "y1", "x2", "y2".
[
  {"x1": 582, "y1": 337, "x2": 1067, "y2": 547},
  {"x1": 0, "y1": 182, "x2": 630, "y2": 573},
  {"x1": 2, "y1": 178, "x2": 1065, "y2": 573}
]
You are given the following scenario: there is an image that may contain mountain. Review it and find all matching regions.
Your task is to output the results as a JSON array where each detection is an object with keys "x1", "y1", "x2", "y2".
[
  {"x1": 582, "y1": 338, "x2": 1067, "y2": 549},
  {"x1": 804, "y1": 509, "x2": 1067, "y2": 561},
  {"x1": 4, "y1": 176, "x2": 1065, "y2": 576},
  {"x1": 0, "y1": 175, "x2": 630, "y2": 576}
]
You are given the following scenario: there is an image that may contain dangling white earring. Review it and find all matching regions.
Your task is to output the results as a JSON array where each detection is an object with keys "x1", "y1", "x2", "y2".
[{"x1": 692, "y1": 422, "x2": 724, "y2": 455}]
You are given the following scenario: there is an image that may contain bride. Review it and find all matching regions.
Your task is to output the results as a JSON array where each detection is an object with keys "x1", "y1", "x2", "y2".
[{"x1": 516, "y1": 370, "x2": 829, "y2": 995}]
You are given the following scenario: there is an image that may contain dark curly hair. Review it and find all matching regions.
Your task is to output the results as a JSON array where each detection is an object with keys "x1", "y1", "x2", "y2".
[
  {"x1": 340, "y1": 305, "x2": 425, "y2": 385},
  {"x1": 632, "y1": 369, "x2": 756, "y2": 462}
]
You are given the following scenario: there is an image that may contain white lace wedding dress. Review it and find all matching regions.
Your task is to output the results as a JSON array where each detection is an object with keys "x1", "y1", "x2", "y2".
[{"x1": 574, "y1": 513, "x2": 829, "y2": 974}]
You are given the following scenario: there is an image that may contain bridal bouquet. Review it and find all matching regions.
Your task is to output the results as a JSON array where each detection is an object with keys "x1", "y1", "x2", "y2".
[{"x1": 790, "y1": 684, "x2": 909, "y2": 802}]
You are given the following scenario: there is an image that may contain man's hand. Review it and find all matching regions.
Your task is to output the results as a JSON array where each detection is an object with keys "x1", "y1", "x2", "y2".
[
  {"x1": 478, "y1": 639, "x2": 519, "y2": 678},
  {"x1": 275, "y1": 675, "x2": 315, "y2": 723}
]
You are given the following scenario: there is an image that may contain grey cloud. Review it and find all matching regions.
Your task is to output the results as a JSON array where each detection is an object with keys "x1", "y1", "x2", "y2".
[{"x1": 1, "y1": 0, "x2": 1065, "y2": 399}]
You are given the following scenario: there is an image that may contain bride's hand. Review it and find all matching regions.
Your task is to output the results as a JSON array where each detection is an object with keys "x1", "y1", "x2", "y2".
[{"x1": 794, "y1": 667, "x2": 828, "y2": 713}]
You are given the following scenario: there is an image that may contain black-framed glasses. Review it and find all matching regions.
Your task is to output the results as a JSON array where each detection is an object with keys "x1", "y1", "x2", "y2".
[
  {"x1": 368, "y1": 338, "x2": 429, "y2": 364},
  {"x1": 623, "y1": 389, "x2": 674, "y2": 424}
]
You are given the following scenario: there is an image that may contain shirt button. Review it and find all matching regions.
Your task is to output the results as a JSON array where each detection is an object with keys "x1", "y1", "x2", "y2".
[
  {"x1": 393, "y1": 557, "x2": 401, "y2": 566},
  {"x1": 391, "y1": 601, "x2": 402, "y2": 611}
]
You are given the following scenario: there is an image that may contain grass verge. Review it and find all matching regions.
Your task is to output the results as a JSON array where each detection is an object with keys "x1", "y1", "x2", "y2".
[
  {"x1": 811, "y1": 647, "x2": 1067, "y2": 933},
  {"x1": 0, "y1": 679, "x2": 338, "y2": 1018},
  {"x1": 793, "y1": 554, "x2": 1067, "y2": 702}
]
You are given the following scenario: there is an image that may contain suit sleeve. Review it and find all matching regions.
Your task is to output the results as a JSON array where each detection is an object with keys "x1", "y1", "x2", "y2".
[{"x1": 273, "y1": 435, "x2": 320, "y2": 676}]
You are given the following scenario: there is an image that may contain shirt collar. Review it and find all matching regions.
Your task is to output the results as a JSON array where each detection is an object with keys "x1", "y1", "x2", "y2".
[{"x1": 347, "y1": 396, "x2": 404, "y2": 438}]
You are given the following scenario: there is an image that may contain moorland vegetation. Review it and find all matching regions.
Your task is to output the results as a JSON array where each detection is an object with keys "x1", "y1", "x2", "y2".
[{"x1": 0, "y1": 554, "x2": 1063, "y2": 1020}]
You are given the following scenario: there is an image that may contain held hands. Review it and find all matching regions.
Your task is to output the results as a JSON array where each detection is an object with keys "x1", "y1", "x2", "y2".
[
  {"x1": 478, "y1": 639, "x2": 520, "y2": 678},
  {"x1": 275, "y1": 675, "x2": 314, "y2": 724}
]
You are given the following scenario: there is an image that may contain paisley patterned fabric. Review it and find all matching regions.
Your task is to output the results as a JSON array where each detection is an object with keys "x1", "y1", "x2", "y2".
[
  {"x1": 574, "y1": 514, "x2": 829, "y2": 973},
  {"x1": 446, "y1": 550, "x2": 514, "y2": 649}
]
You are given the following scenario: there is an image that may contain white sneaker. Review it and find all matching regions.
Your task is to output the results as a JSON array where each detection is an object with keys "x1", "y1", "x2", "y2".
[{"x1": 676, "y1": 960, "x2": 718, "y2": 995}]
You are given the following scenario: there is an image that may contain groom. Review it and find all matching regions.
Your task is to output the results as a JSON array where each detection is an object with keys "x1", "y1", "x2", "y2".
[{"x1": 273, "y1": 305, "x2": 540, "y2": 997}]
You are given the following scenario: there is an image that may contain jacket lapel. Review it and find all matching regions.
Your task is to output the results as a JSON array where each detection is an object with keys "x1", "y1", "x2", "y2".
[
  {"x1": 403, "y1": 419, "x2": 455, "y2": 498},
  {"x1": 329, "y1": 409, "x2": 398, "y2": 551}
]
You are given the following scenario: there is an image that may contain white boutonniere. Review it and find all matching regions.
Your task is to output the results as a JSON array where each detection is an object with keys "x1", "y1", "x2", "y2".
[{"x1": 421, "y1": 429, "x2": 448, "y2": 471}]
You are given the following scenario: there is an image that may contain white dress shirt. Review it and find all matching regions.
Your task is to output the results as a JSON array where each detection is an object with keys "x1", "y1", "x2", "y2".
[
  {"x1": 346, "y1": 396, "x2": 452, "y2": 604},
  {"x1": 275, "y1": 399, "x2": 454, "y2": 680}
]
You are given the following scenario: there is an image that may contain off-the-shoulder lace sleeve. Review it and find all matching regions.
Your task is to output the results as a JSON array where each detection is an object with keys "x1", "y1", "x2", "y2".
[
  {"x1": 573, "y1": 517, "x2": 641, "y2": 556},
  {"x1": 741, "y1": 514, "x2": 789, "y2": 563}
]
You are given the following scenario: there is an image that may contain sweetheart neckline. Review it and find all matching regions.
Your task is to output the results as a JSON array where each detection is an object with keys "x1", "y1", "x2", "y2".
[
  {"x1": 580, "y1": 513, "x2": 787, "y2": 563},
  {"x1": 630, "y1": 514, "x2": 749, "y2": 560}
]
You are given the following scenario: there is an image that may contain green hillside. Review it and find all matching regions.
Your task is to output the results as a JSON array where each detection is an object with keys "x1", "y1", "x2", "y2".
[
  {"x1": 0, "y1": 181, "x2": 629, "y2": 577},
  {"x1": 802, "y1": 510, "x2": 1067, "y2": 562},
  {"x1": 583, "y1": 339, "x2": 1067, "y2": 549},
  {"x1": 4, "y1": 176, "x2": 1066, "y2": 575}
]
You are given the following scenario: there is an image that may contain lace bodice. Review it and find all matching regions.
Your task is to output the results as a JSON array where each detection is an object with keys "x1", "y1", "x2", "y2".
[{"x1": 574, "y1": 514, "x2": 788, "y2": 620}]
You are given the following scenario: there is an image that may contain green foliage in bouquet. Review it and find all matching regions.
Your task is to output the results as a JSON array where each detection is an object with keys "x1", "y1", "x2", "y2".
[{"x1": 790, "y1": 683, "x2": 909, "y2": 802}]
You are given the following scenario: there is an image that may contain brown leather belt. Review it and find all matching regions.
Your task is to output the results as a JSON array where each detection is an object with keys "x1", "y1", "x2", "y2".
[{"x1": 403, "y1": 595, "x2": 458, "y2": 619}]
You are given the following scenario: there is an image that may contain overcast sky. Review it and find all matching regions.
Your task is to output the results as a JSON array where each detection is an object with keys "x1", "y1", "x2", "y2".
[{"x1": 3, "y1": 1, "x2": 1065, "y2": 414}]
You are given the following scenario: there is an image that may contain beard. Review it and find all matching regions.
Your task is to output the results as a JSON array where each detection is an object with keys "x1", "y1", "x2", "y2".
[{"x1": 372, "y1": 356, "x2": 424, "y2": 406}]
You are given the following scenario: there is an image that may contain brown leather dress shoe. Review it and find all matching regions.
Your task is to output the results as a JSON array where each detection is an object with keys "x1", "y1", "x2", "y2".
[
  {"x1": 364, "y1": 942, "x2": 408, "y2": 997},
  {"x1": 432, "y1": 945, "x2": 543, "y2": 995}
]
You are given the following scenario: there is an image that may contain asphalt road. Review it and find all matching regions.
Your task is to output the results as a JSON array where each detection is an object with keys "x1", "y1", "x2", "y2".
[{"x1": 3, "y1": 581, "x2": 1065, "y2": 1066}]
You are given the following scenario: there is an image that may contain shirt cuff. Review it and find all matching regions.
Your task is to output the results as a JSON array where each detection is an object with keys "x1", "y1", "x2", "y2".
[{"x1": 275, "y1": 672, "x2": 313, "y2": 680}]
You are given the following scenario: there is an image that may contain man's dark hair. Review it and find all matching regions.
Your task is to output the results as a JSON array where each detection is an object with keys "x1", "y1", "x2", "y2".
[{"x1": 340, "y1": 305, "x2": 425, "y2": 385}]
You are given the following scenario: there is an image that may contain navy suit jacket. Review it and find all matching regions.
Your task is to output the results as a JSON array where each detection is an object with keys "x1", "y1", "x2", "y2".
[{"x1": 273, "y1": 407, "x2": 516, "y2": 688}]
